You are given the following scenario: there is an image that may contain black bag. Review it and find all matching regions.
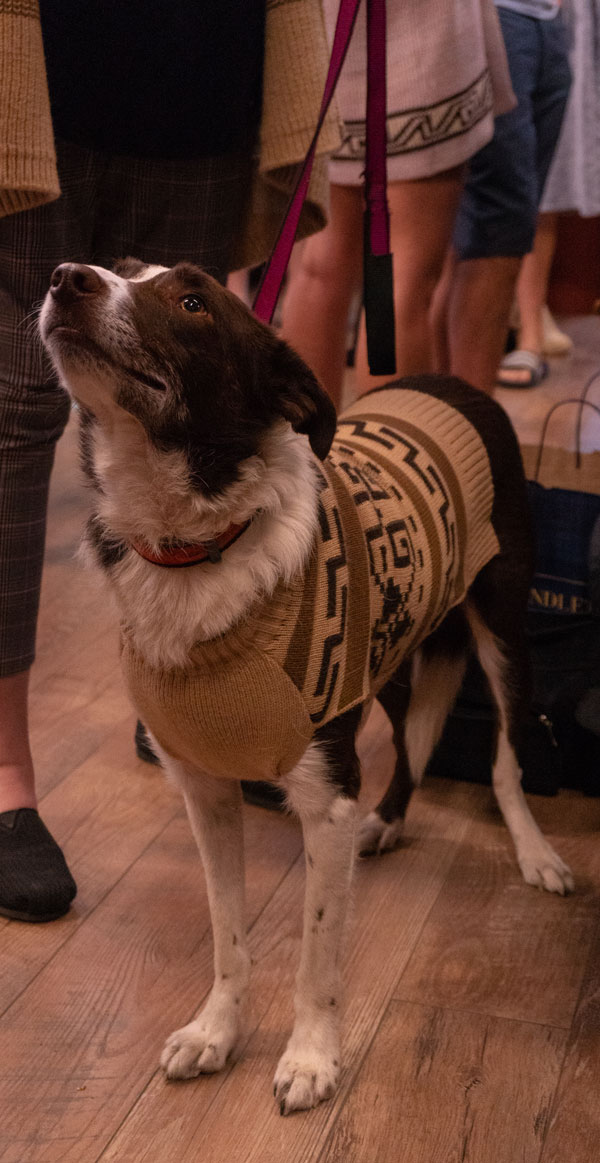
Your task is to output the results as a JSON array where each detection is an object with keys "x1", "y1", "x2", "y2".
[{"x1": 428, "y1": 382, "x2": 600, "y2": 796}]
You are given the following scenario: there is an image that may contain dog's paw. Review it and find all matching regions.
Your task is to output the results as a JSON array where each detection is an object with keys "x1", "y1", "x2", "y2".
[
  {"x1": 160, "y1": 1012, "x2": 238, "y2": 1080},
  {"x1": 274, "y1": 1049, "x2": 340, "y2": 1116},
  {"x1": 357, "y1": 810, "x2": 403, "y2": 857},
  {"x1": 518, "y1": 841, "x2": 574, "y2": 895}
]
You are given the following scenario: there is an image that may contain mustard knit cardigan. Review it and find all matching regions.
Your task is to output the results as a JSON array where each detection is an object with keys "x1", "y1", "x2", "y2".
[{"x1": 0, "y1": 0, "x2": 340, "y2": 262}]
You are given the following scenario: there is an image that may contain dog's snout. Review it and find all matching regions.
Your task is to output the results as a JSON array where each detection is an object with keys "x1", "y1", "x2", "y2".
[{"x1": 50, "y1": 263, "x2": 105, "y2": 300}]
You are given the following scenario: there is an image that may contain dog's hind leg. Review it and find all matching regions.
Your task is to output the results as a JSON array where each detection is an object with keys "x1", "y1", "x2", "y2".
[
  {"x1": 358, "y1": 663, "x2": 412, "y2": 855},
  {"x1": 157, "y1": 758, "x2": 251, "y2": 1079},
  {"x1": 466, "y1": 568, "x2": 574, "y2": 894},
  {"x1": 359, "y1": 607, "x2": 469, "y2": 855},
  {"x1": 276, "y1": 711, "x2": 360, "y2": 1115}
]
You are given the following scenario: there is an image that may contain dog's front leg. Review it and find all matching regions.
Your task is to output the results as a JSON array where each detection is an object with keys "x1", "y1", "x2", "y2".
[
  {"x1": 276, "y1": 746, "x2": 357, "y2": 1115},
  {"x1": 159, "y1": 763, "x2": 250, "y2": 1079}
]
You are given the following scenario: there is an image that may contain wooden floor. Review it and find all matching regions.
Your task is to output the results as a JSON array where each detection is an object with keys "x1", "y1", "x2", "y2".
[{"x1": 2, "y1": 319, "x2": 600, "y2": 1162}]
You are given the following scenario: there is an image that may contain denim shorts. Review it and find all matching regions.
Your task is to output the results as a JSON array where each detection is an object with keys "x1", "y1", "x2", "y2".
[{"x1": 454, "y1": 8, "x2": 571, "y2": 260}]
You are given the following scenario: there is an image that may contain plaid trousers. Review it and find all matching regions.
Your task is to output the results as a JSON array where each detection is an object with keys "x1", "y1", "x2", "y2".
[{"x1": 0, "y1": 140, "x2": 253, "y2": 675}]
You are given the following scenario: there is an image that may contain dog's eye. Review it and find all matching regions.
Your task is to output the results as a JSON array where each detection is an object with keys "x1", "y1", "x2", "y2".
[{"x1": 180, "y1": 294, "x2": 206, "y2": 314}]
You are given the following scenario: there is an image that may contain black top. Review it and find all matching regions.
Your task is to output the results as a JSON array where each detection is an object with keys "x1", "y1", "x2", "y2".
[{"x1": 39, "y1": 2, "x2": 265, "y2": 158}]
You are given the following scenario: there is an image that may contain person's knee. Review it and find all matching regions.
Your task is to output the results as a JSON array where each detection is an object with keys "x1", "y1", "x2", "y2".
[{"x1": 299, "y1": 233, "x2": 361, "y2": 293}]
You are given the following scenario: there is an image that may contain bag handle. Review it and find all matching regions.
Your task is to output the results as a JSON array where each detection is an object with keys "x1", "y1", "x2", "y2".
[
  {"x1": 253, "y1": 0, "x2": 396, "y2": 377},
  {"x1": 575, "y1": 369, "x2": 600, "y2": 466},
  {"x1": 533, "y1": 369, "x2": 600, "y2": 480}
]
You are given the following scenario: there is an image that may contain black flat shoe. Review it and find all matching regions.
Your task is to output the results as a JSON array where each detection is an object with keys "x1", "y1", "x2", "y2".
[{"x1": 0, "y1": 809, "x2": 77, "y2": 922}]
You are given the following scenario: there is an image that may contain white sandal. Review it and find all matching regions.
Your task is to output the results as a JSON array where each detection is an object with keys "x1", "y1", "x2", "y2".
[{"x1": 496, "y1": 349, "x2": 549, "y2": 389}]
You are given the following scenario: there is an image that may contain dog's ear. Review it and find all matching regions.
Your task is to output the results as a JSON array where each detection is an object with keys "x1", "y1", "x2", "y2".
[{"x1": 268, "y1": 339, "x2": 337, "y2": 460}]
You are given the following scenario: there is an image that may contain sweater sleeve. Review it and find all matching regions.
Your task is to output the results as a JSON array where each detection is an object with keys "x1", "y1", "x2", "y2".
[
  {"x1": 121, "y1": 639, "x2": 314, "y2": 783},
  {"x1": 0, "y1": 0, "x2": 60, "y2": 218}
]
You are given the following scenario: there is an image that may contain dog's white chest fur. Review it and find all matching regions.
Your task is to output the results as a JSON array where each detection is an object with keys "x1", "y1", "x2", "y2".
[{"x1": 88, "y1": 419, "x2": 320, "y2": 668}]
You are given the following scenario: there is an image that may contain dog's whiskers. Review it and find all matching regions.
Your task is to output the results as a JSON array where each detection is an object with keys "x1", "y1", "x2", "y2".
[{"x1": 18, "y1": 303, "x2": 45, "y2": 336}]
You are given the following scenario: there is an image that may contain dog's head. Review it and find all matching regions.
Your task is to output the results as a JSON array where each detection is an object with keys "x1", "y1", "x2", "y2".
[{"x1": 39, "y1": 259, "x2": 336, "y2": 494}]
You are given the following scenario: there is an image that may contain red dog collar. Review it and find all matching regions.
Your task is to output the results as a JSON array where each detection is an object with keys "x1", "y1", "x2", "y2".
[{"x1": 130, "y1": 520, "x2": 251, "y2": 567}]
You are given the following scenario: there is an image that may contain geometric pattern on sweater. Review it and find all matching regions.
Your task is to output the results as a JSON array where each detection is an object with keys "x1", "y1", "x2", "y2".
[
  {"x1": 281, "y1": 386, "x2": 499, "y2": 726},
  {"x1": 121, "y1": 387, "x2": 499, "y2": 782}
]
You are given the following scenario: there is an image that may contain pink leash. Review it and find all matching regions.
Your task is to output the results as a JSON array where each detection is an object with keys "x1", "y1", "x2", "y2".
[{"x1": 252, "y1": 0, "x2": 396, "y2": 377}]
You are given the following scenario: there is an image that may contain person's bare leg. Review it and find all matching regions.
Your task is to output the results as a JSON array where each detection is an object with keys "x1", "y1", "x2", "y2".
[
  {"x1": 354, "y1": 167, "x2": 464, "y2": 393},
  {"x1": 281, "y1": 184, "x2": 363, "y2": 408},
  {"x1": 0, "y1": 672, "x2": 36, "y2": 812},
  {"x1": 446, "y1": 253, "x2": 521, "y2": 395},
  {"x1": 429, "y1": 247, "x2": 456, "y2": 374},
  {"x1": 511, "y1": 212, "x2": 568, "y2": 372}
]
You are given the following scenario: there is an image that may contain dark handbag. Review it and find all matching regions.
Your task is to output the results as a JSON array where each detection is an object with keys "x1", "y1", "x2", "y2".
[
  {"x1": 429, "y1": 378, "x2": 600, "y2": 796},
  {"x1": 527, "y1": 386, "x2": 600, "y2": 618}
]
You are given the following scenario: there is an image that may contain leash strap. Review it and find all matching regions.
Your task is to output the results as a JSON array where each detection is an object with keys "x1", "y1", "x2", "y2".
[
  {"x1": 253, "y1": 0, "x2": 395, "y2": 377},
  {"x1": 363, "y1": 0, "x2": 395, "y2": 375}
]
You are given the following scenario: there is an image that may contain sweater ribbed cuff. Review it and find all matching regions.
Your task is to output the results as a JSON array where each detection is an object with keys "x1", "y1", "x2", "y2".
[
  {"x1": 0, "y1": 5, "x2": 61, "y2": 218},
  {"x1": 0, "y1": 149, "x2": 60, "y2": 217}
]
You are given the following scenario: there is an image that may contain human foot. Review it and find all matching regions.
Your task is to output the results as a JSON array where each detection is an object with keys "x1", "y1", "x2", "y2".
[{"x1": 496, "y1": 349, "x2": 548, "y2": 388}]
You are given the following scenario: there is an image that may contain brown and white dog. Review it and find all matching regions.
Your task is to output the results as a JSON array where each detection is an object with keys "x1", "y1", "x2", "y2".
[{"x1": 40, "y1": 260, "x2": 573, "y2": 1116}]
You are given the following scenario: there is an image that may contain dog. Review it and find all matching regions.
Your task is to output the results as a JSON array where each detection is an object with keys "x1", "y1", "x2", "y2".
[{"x1": 40, "y1": 259, "x2": 573, "y2": 1115}]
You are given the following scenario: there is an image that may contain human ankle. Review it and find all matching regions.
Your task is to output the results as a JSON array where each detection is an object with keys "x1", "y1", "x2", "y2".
[
  {"x1": 0, "y1": 763, "x2": 37, "y2": 813},
  {"x1": 0, "y1": 670, "x2": 37, "y2": 811}
]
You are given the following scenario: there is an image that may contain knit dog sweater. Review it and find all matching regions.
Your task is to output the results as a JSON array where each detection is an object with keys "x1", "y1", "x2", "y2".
[{"x1": 121, "y1": 387, "x2": 499, "y2": 780}]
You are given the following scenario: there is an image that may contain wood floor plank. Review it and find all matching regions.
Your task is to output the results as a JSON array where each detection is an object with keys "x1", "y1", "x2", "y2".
[
  {"x1": 30, "y1": 659, "x2": 132, "y2": 799},
  {"x1": 0, "y1": 804, "x2": 302, "y2": 1163},
  {"x1": 322, "y1": 999, "x2": 566, "y2": 1163},
  {"x1": 395, "y1": 791, "x2": 600, "y2": 1029},
  {"x1": 540, "y1": 917, "x2": 600, "y2": 1163},
  {"x1": 98, "y1": 781, "x2": 482, "y2": 1163},
  {"x1": 33, "y1": 572, "x2": 108, "y2": 684},
  {"x1": 0, "y1": 717, "x2": 180, "y2": 1015},
  {"x1": 32, "y1": 575, "x2": 119, "y2": 702}
]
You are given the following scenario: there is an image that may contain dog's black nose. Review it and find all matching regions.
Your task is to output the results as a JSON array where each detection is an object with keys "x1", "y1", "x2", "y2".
[{"x1": 50, "y1": 263, "x2": 105, "y2": 299}]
